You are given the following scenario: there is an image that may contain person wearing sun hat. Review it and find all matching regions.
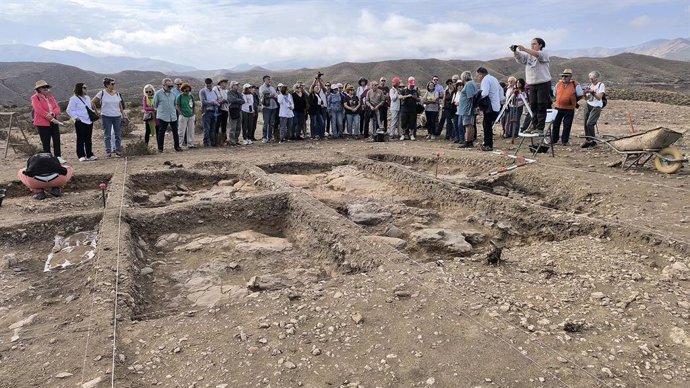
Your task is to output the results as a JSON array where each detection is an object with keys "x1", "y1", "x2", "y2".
[
  {"x1": 399, "y1": 76, "x2": 420, "y2": 140},
  {"x1": 31, "y1": 80, "x2": 66, "y2": 163},
  {"x1": 552, "y1": 68, "x2": 583, "y2": 146}
]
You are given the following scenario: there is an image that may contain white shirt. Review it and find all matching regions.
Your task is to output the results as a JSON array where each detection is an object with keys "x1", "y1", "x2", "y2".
[
  {"x1": 480, "y1": 74, "x2": 504, "y2": 113},
  {"x1": 586, "y1": 82, "x2": 606, "y2": 108},
  {"x1": 66, "y1": 95, "x2": 93, "y2": 124},
  {"x1": 277, "y1": 93, "x2": 294, "y2": 118},
  {"x1": 241, "y1": 93, "x2": 254, "y2": 113},
  {"x1": 213, "y1": 86, "x2": 229, "y2": 111},
  {"x1": 97, "y1": 90, "x2": 122, "y2": 117},
  {"x1": 389, "y1": 88, "x2": 400, "y2": 111}
]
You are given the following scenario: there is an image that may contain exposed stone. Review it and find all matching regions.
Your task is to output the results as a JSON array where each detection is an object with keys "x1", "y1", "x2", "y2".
[{"x1": 364, "y1": 235, "x2": 406, "y2": 250}]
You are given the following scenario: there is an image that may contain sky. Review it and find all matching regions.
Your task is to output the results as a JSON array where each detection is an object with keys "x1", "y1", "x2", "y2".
[{"x1": 1, "y1": 0, "x2": 688, "y2": 70}]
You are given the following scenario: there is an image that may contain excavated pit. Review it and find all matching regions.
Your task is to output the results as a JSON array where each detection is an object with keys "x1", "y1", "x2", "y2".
[
  {"x1": 127, "y1": 169, "x2": 258, "y2": 208},
  {"x1": 0, "y1": 214, "x2": 103, "y2": 339}
]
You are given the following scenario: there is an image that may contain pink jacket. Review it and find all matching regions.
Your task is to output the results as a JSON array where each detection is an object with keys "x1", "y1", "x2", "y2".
[{"x1": 31, "y1": 93, "x2": 61, "y2": 127}]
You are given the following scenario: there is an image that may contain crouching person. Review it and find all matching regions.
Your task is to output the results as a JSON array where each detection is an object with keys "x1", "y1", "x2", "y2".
[{"x1": 18, "y1": 153, "x2": 73, "y2": 200}]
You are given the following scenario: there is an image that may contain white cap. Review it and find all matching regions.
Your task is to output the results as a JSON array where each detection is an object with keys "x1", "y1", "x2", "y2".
[
  {"x1": 277, "y1": 83, "x2": 285, "y2": 87},
  {"x1": 243, "y1": 83, "x2": 251, "y2": 89}
]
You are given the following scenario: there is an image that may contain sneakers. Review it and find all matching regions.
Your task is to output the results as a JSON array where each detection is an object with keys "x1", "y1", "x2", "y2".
[
  {"x1": 262, "y1": 138, "x2": 268, "y2": 143},
  {"x1": 480, "y1": 146, "x2": 493, "y2": 151},
  {"x1": 175, "y1": 147, "x2": 183, "y2": 152},
  {"x1": 410, "y1": 135, "x2": 416, "y2": 141},
  {"x1": 57, "y1": 156, "x2": 67, "y2": 164},
  {"x1": 399, "y1": 135, "x2": 405, "y2": 141},
  {"x1": 106, "y1": 152, "x2": 112, "y2": 158},
  {"x1": 50, "y1": 187, "x2": 62, "y2": 197},
  {"x1": 87, "y1": 155, "x2": 98, "y2": 161},
  {"x1": 188, "y1": 144, "x2": 196, "y2": 149},
  {"x1": 79, "y1": 157, "x2": 87, "y2": 162},
  {"x1": 243, "y1": 140, "x2": 249, "y2": 145},
  {"x1": 34, "y1": 191, "x2": 47, "y2": 200},
  {"x1": 278, "y1": 139, "x2": 285, "y2": 144},
  {"x1": 459, "y1": 142, "x2": 474, "y2": 148}
]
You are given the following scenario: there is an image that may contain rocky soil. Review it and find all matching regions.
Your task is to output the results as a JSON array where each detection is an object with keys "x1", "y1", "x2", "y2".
[{"x1": 0, "y1": 99, "x2": 689, "y2": 388}]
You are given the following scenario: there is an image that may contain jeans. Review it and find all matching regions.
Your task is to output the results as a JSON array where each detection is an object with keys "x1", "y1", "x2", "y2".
[
  {"x1": 101, "y1": 115, "x2": 121, "y2": 154},
  {"x1": 583, "y1": 104, "x2": 601, "y2": 140},
  {"x1": 529, "y1": 81, "x2": 551, "y2": 132},
  {"x1": 456, "y1": 115, "x2": 466, "y2": 142},
  {"x1": 552, "y1": 108, "x2": 574, "y2": 144},
  {"x1": 37, "y1": 123, "x2": 62, "y2": 157},
  {"x1": 262, "y1": 108, "x2": 276, "y2": 140},
  {"x1": 74, "y1": 120, "x2": 93, "y2": 158},
  {"x1": 202, "y1": 111, "x2": 216, "y2": 146},
  {"x1": 425, "y1": 111, "x2": 439, "y2": 136},
  {"x1": 214, "y1": 110, "x2": 228, "y2": 135},
  {"x1": 345, "y1": 114, "x2": 360, "y2": 136},
  {"x1": 156, "y1": 119, "x2": 180, "y2": 151},
  {"x1": 482, "y1": 110, "x2": 498, "y2": 148},
  {"x1": 178, "y1": 115, "x2": 195, "y2": 146},
  {"x1": 330, "y1": 110, "x2": 344, "y2": 138},
  {"x1": 309, "y1": 112, "x2": 325, "y2": 138},
  {"x1": 291, "y1": 111, "x2": 306, "y2": 138}
]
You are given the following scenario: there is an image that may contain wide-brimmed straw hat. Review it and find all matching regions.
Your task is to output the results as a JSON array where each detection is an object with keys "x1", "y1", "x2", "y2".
[
  {"x1": 560, "y1": 68, "x2": 573, "y2": 77},
  {"x1": 34, "y1": 80, "x2": 50, "y2": 90}
]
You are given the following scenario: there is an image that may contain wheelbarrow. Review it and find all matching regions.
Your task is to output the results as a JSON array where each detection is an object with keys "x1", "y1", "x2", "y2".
[{"x1": 585, "y1": 127, "x2": 687, "y2": 174}]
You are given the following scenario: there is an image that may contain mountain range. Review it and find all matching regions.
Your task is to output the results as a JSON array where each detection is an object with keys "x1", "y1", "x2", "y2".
[
  {"x1": 554, "y1": 38, "x2": 690, "y2": 62},
  {"x1": 1, "y1": 53, "x2": 689, "y2": 107},
  {"x1": 0, "y1": 38, "x2": 688, "y2": 76}
]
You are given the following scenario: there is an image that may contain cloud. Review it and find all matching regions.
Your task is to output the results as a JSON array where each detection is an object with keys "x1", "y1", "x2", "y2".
[
  {"x1": 106, "y1": 26, "x2": 200, "y2": 47},
  {"x1": 629, "y1": 15, "x2": 652, "y2": 28},
  {"x1": 38, "y1": 36, "x2": 132, "y2": 57},
  {"x1": 224, "y1": 10, "x2": 567, "y2": 65}
]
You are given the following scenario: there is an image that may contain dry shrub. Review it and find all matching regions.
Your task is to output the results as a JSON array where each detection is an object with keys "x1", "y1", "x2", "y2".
[
  {"x1": 121, "y1": 118, "x2": 135, "y2": 137},
  {"x1": 122, "y1": 136, "x2": 155, "y2": 157}
]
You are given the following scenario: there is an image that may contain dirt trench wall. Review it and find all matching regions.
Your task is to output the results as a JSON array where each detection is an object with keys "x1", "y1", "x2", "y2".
[{"x1": 349, "y1": 157, "x2": 690, "y2": 255}]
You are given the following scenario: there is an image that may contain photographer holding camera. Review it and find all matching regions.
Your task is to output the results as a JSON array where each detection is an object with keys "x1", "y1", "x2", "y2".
[{"x1": 512, "y1": 37, "x2": 551, "y2": 135}]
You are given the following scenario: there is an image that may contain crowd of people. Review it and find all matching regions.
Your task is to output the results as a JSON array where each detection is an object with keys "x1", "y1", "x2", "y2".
[{"x1": 29, "y1": 37, "x2": 608, "y2": 164}]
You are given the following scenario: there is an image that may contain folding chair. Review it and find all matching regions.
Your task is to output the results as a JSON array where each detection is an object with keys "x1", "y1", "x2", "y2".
[{"x1": 514, "y1": 109, "x2": 556, "y2": 159}]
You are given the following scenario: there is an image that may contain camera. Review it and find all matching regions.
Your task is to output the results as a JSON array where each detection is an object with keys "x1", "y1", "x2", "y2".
[
  {"x1": 317, "y1": 71, "x2": 323, "y2": 78},
  {"x1": 510, "y1": 45, "x2": 518, "y2": 52}
]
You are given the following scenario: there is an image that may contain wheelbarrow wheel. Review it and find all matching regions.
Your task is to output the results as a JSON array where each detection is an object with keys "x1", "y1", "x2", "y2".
[{"x1": 654, "y1": 147, "x2": 683, "y2": 174}]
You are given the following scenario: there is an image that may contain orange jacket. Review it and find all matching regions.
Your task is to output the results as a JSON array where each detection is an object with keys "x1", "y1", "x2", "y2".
[{"x1": 554, "y1": 81, "x2": 580, "y2": 110}]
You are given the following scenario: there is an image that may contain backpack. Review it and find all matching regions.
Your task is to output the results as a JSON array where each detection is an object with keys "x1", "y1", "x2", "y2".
[
  {"x1": 601, "y1": 93, "x2": 607, "y2": 108},
  {"x1": 472, "y1": 90, "x2": 492, "y2": 113}
]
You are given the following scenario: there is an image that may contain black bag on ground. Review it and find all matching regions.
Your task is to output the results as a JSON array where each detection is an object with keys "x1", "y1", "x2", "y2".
[{"x1": 529, "y1": 144, "x2": 550, "y2": 153}]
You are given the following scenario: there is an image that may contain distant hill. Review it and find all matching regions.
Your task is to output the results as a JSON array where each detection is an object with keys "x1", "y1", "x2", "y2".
[
  {"x1": 554, "y1": 38, "x2": 690, "y2": 62},
  {"x1": 0, "y1": 44, "x2": 198, "y2": 74},
  {"x1": 0, "y1": 62, "x2": 193, "y2": 106},
  {"x1": 1, "y1": 53, "x2": 689, "y2": 107}
]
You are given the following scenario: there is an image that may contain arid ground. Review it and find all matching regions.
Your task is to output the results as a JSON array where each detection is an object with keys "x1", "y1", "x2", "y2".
[{"x1": 1, "y1": 100, "x2": 689, "y2": 388}]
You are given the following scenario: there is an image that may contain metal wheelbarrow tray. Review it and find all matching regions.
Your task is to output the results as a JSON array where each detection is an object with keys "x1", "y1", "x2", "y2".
[{"x1": 590, "y1": 127, "x2": 687, "y2": 174}]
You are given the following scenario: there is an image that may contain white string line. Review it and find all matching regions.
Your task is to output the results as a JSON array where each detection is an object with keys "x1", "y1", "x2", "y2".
[
  {"x1": 111, "y1": 157, "x2": 128, "y2": 388},
  {"x1": 80, "y1": 164, "x2": 120, "y2": 385},
  {"x1": 267, "y1": 176, "x2": 607, "y2": 388}
]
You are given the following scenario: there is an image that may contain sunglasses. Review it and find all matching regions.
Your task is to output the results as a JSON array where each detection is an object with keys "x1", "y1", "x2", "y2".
[
  {"x1": 146, "y1": 91, "x2": 154, "y2": 94},
  {"x1": 176, "y1": 83, "x2": 182, "y2": 86},
  {"x1": 82, "y1": 86, "x2": 87, "y2": 89},
  {"x1": 561, "y1": 75, "x2": 571, "y2": 78}
]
